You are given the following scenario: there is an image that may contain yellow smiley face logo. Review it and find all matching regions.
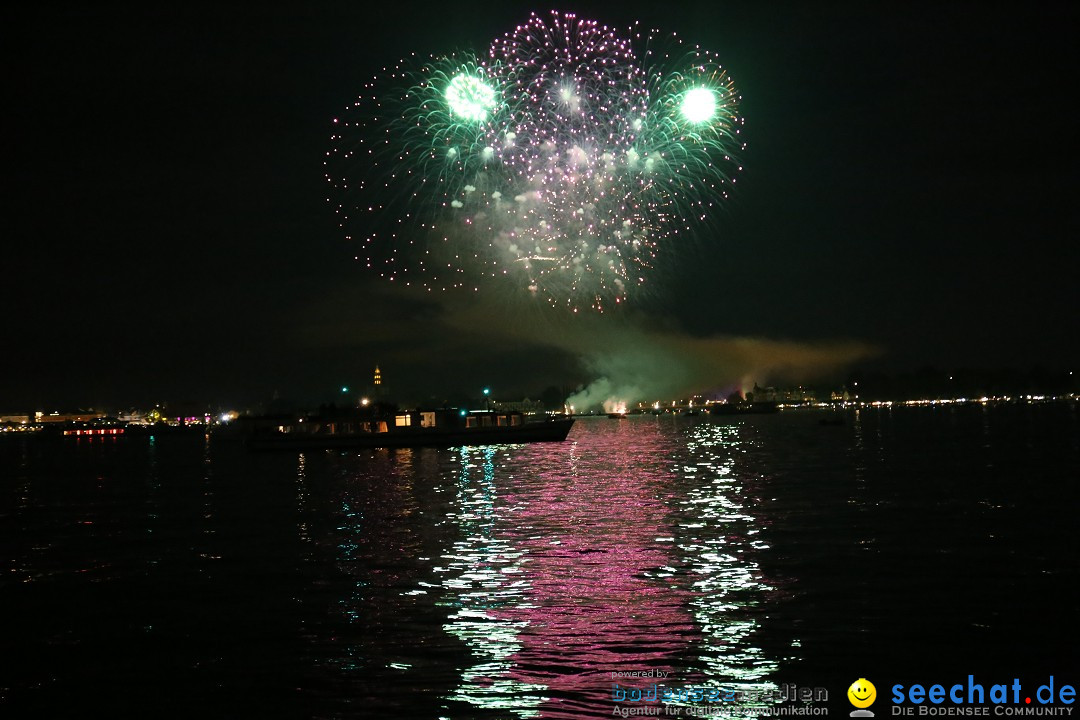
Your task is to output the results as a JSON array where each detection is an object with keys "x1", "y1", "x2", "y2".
[{"x1": 848, "y1": 678, "x2": 876, "y2": 708}]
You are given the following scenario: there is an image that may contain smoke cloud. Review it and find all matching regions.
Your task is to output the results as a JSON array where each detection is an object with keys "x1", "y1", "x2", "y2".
[{"x1": 441, "y1": 299, "x2": 878, "y2": 411}]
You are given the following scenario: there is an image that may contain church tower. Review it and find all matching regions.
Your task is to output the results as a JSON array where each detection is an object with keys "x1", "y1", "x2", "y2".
[{"x1": 372, "y1": 365, "x2": 384, "y2": 399}]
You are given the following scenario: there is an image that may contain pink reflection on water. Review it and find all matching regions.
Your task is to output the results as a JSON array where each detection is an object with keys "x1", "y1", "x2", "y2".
[{"x1": 490, "y1": 419, "x2": 701, "y2": 716}]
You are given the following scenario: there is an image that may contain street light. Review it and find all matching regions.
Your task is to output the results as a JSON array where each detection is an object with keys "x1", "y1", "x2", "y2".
[{"x1": 483, "y1": 387, "x2": 491, "y2": 412}]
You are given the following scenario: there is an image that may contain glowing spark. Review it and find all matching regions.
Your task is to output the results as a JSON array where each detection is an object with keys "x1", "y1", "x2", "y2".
[
  {"x1": 680, "y1": 87, "x2": 717, "y2": 124},
  {"x1": 445, "y1": 72, "x2": 497, "y2": 122}
]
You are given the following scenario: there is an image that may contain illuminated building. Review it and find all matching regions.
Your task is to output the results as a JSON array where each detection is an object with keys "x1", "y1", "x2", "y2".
[{"x1": 34, "y1": 411, "x2": 106, "y2": 423}]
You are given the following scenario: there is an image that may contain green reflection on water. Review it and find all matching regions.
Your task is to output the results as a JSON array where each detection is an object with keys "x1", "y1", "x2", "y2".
[
  {"x1": 677, "y1": 422, "x2": 780, "y2": 706},
  {"x1": 436, "y1": 445, "x2": 546, "y2": 716}
]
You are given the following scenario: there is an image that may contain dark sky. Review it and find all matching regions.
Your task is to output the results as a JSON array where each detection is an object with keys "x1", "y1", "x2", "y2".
[{"x1": 7, "y1": 2, "x2": 1079, "y2": 410}]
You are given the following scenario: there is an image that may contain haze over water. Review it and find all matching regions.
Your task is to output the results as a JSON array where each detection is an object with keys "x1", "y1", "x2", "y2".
[{"x1": 3, "y1": 402, "x2": 1077, "y2": 717}]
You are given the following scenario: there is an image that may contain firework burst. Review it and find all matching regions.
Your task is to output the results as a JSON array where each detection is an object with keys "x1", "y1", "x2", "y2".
[{"x1": 325, "y1": 11, "x2": 744, "y2": 311}]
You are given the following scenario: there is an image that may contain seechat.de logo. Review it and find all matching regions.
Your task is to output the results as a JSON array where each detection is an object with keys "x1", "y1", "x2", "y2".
[{"x1": 849, "y1": 678, "x2": 878, "y2": 717}]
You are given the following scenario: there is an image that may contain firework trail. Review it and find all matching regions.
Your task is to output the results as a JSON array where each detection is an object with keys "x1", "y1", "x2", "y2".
[{"x1": 326, "y1": 11, "x2": 744, "y2": 312}]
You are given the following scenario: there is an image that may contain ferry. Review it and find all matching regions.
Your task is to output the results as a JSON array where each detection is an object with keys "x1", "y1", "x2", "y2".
[
  {"x1": 709, "y1": 401, "x2": 781, "y2": 416},
  {"x1": 245, "y1": 408, "x2": 574, "y2": 451}
]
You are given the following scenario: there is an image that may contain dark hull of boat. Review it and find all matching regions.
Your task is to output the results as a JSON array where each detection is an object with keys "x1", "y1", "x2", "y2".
[
  {"x1": 247, "y1": 418, "x2": 575, "y2": 451},
  {"x1": 709, "y1": 402, "x2": 780, "y2": 416}
]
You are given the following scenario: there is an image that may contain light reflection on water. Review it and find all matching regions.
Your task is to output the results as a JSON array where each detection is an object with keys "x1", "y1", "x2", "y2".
[
  {"x1": 437, "y1": 445, "x2": 545, "y2": 715},
  {"x1": 317, "y1": 417, "x2": 784, "y2": 718},
  {"x1": 4, "y1": 404, "x2": 1078, "y2": 716},
  {"x1": 490, "y1": 421, "x2": 707, "y2": 718},
  {"x1": 674, "y1": 422, "x2": 778, "y2": 697}
]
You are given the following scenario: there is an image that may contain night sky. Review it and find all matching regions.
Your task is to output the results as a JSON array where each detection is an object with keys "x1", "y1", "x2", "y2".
[{"x1": 8, "y1": 2, "x2": 1079, "y2": 410}]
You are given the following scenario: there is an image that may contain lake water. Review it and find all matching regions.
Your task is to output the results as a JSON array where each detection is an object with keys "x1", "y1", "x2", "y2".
[{"x1": 3, "y1": 402, "x2": 1078, "y2": 717}]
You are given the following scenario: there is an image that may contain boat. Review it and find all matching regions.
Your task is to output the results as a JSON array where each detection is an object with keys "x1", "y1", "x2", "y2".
[
  {"x1": 245, "y1": 408, "x2": 574, "y2": 451},
  {"x1": 709, "y1": 401, "x2": 780, "y2": 416}
]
